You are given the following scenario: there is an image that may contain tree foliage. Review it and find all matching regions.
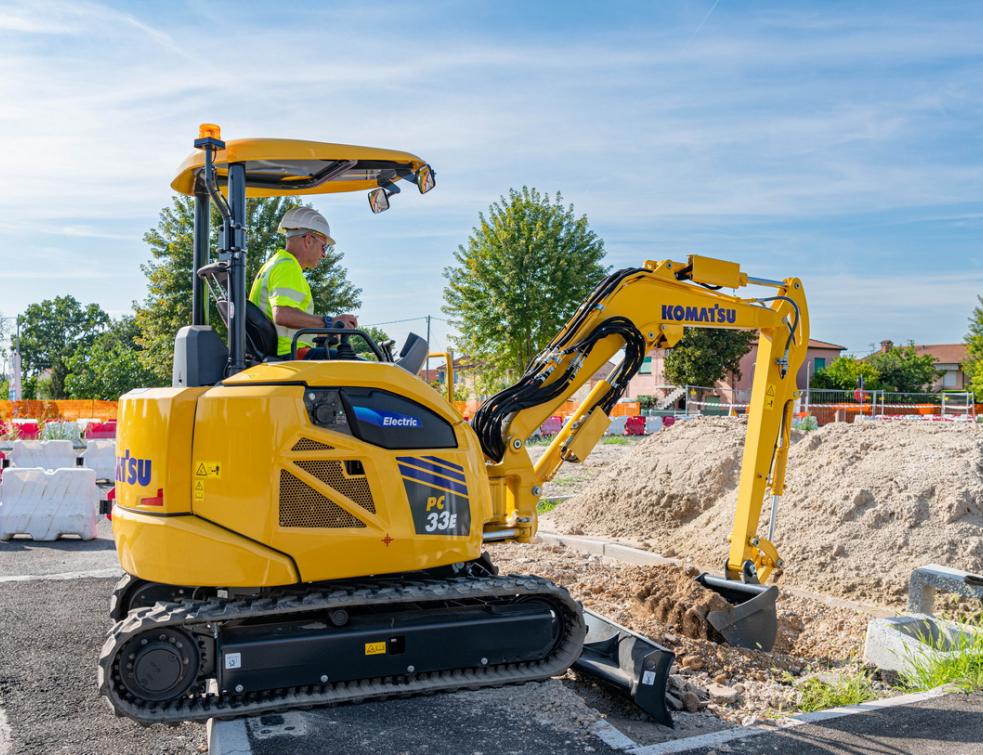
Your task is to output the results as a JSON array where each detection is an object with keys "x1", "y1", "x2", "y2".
[
  {"x1": 135, "y1": 196, "x2": 362, "y2": 382},
  {"x1": 810, "y1": 356, "x2": 879, "y2": 390},
  {"x1": 64, "y1": 317, "x2": 163, "y2": 399},
  {"x1": 867, "y1": 345, "x2": 939, "y2": 393},
  {"x1": 16, "y1": 295, "x2": 110, "y2": 399},
  {"x1": 442, "y1": 187, "x2": 608, "y2": 392},
  {"x1": 965, "y1": 296, "x2": 983, "y2": 397},
  {"x1": 662, "y1": 329, "x2": 756, "y2": 387},
  {"x1": 813, "y1": 346, "x2": 939, "y2": 392}
]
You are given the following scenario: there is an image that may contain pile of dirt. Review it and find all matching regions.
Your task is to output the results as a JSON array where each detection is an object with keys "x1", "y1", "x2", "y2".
[
  {"x1": 490, "y1": 541, "x2": 873, "y2": 721},
  {"x1": 546, "y1": 417, "x2": 983, "y2": 606}
]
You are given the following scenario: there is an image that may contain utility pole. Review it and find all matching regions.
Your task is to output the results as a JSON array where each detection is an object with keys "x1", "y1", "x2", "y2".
[
  {"x1": 2, "y1": 316, "x2": 21, "y2": 401},
  {"x1": 425, "y1": 314, "x2": 431, "y2": 381}
]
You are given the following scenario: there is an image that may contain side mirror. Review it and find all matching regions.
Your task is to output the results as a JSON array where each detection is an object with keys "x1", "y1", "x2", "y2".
[
  {"x1": 416, "y1": 164, "x2": 436, "y2": 194},
  {"x1": 368, "y1": 187, "x2": 390, "y2": 214}
]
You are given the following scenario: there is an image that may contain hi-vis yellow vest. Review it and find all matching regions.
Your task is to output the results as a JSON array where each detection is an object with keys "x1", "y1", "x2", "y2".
[{"x1": 248, "y1": 249, "x2": 314, "y2": 355}]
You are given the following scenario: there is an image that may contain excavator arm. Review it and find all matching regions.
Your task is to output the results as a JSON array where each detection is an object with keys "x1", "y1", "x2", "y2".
[{"x1": 474, "y1": 254, "x2": 809, "y2": 584}]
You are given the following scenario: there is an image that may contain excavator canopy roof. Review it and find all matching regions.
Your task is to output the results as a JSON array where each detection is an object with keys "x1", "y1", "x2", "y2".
[{"x1": 171, "y1": 138, "x2": 428, "y2": 198}]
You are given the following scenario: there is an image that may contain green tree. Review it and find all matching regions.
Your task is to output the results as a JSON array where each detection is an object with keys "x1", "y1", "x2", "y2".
[
  {"x1": 16, "y1": 295, "x2": 110, "y2": 398},
  {"x1": 811, "y1": 356, "x2": 880, "y2": 391},
  {"x1": 355, "y1": 326, "x2": 390, "y2": 361},
  {"x1": 442, "y1": 187, "x2": 608, "y2": 392},
  {"x1": 135, "y1": 196, "x2": 362, "y2": 382},
  {"x1": 662, "y1": 329, "x2": 756, "y2": 387},
  {"x1": 867, "y1": 344, "x2": 939, "y2": 393},
  {"x1": 64, "y1": 316, "x2": 163, "y2": 399},
  {"x1": 965, "y1": 296, "x2": 983, "y2": 396}
]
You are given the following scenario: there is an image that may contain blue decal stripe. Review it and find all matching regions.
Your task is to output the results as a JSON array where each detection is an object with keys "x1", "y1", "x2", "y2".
[
  {"x1": 401, "y1": 475, "x2": 470, "y2": 501},
  {"x1": 399, "y1": 466, "x2": 469, "y2": 497},
  {"x1": 422, "y1": 455, "x2": 465, "y2": 473},
  {"x1": 396, "y1": 456, "x2": 466, "y2": 483}
]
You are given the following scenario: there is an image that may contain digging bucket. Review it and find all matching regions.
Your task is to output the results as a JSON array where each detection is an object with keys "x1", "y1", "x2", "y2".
[
  {"x1": 695, "y1": 573, "x2": 778, "y2": 651},
  {"x1": 573, "y1": 608, "x2": 674, "y2": 726}
]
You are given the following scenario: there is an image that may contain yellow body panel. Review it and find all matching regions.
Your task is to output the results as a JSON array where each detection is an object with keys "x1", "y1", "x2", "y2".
[
  {"x1": 113, "y1": 387, "x2": 207, "y2": 513},
  {"x1": 114, "y1": 361, "x2": 494, "y2": 587},
  {"x1": 171, "y1": 138, "x2": 426, "y2": 197},
  {"x1": 112, "y1": 506, "x2": 298, "y2": 586}
]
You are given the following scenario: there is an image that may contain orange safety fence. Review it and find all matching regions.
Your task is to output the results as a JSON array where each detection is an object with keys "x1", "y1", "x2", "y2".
[{"x1": 0, "y1": 400, "x2": 118, "y2": 422}]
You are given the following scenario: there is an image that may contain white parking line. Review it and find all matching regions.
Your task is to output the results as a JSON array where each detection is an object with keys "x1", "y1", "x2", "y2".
[
  {"x1": 627, "y1": 685, "x2": 955, "y2": 754},
  {"x1": 0, "y1": 567, "x2": 121, "y2": 583},
  {"x1": 0, "y1": 707, "x2": 12, "y2": 755}
]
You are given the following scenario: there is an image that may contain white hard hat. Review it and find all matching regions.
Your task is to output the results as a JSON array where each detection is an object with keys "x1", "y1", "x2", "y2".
[{"x1": 278, "y1": 207, "x2": 335, "y2": 245}]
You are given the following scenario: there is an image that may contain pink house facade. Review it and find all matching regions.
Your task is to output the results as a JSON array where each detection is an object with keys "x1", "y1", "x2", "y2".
[{"x1": 625, "y1": 338, "x2": 846, "y2": 398}]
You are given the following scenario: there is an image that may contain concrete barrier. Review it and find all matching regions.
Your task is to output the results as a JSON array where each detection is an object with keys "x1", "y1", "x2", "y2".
[
  {"x1": 605, "y1": 416, "x2": 627, "y2": 435},
  {"x1": 81, "y1": 440, "x2": 116, "y2": 481},
  {"x1": 863, "y1": 613, "x2": 982, "y2": 676},
  {"x1": 0, "y1": 467, "x2": 99, "y2": 540},
  {"x1": 645, "y1": 416, "x2": 663, "y2": 434},
  {"x1": 8, "y1": 440, "x2": 77, "y2": 471}
]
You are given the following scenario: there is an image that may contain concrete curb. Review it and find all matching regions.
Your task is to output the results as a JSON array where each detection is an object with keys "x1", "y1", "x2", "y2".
[{"x1": 207, "y1": 718, "x2": 251, "y2": 755}]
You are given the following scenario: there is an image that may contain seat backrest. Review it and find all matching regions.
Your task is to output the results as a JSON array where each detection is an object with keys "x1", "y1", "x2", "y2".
[
  {"x1": 246, "y1": 301, "x2": 279, "y2": 358},
  {"x1": 213, "y1": 299, "x2": 278, "y2": 360}
]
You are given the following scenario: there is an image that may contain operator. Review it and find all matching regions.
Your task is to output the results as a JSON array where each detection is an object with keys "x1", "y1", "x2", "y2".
[{"x1": 248, "y1": 207, "x2": 357, "y2": 359}]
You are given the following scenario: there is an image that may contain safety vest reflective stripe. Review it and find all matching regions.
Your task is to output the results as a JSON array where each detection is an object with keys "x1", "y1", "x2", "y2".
[{"x1": 249, "y1": 251, "x2": 314, "y2": 354}]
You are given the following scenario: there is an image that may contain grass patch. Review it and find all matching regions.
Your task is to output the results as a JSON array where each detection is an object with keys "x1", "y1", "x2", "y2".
[
  {"x1": 536, "y1": 498, "x2": 563, "y2": 514},
  {"x1": 797, "y1": 670, "x2": 876, "y2": 712},
  {"x1": 896, "y1": 618, "x2": 983, "y2": 693},
  {"x1": 601, "y1": 435, "x2": 630, "y2": 445}
]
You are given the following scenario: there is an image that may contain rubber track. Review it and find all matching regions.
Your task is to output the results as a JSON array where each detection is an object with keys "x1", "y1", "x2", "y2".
[{"x1": 98, "y1": 574, "x2": 586, "y2": 725}]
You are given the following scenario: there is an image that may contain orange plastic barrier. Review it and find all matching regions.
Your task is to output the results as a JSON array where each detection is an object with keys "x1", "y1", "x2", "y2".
[
  {"x1": 611, "y1": 402, "x2": 640, "y2": 417},
  {"x1": 0, "y1": 400, "x2": 118, "y2": 421}
]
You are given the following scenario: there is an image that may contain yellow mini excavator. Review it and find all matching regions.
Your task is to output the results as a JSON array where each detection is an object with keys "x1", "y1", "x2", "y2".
[{"x1": 99, "y1": 125, "x2": 809, "y2": 726}]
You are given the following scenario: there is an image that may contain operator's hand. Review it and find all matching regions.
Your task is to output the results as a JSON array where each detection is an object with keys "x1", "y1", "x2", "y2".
[{"x1": 334, "y1": 314, "x2": 358, "y2": 329}]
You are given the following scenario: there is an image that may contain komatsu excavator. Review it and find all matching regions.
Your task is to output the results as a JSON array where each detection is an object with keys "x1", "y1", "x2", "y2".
[{"x1": 99, "y1": 125, "x2": 809, "y2": 726}]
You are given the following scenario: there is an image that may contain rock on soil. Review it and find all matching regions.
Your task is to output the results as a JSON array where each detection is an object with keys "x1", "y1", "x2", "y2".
[{"x1": 545, "y1": 417, "x2": 983, "y2": 606}]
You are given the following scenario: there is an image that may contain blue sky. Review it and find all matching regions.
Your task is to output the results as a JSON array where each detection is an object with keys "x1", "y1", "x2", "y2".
[{"x1": 0, "y1": 0, "x2": 980, "y2": 356}]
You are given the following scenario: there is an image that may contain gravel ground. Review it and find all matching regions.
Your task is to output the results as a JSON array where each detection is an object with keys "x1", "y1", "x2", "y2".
[{"x1": 0, "y1": 576, "x2": 207, "y2": 755}]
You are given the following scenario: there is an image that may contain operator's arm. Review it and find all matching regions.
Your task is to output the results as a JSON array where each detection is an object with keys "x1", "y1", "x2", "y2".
[{"x1": 271, "y1": 307, "x2": 358, "y2": 330}]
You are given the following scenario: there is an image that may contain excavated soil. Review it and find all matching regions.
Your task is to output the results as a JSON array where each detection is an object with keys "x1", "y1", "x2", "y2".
[
  {"x1": 490, "y1": 541, "x2": 873, "y2": 720},
  {"x1": 545, "y1": 417, "x2": 983, "y2": 607}
]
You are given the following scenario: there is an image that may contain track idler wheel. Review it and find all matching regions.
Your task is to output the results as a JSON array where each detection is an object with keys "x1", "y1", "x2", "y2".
[{"x1": 117, "y1": 628, "x2": 201, "y2": 703}]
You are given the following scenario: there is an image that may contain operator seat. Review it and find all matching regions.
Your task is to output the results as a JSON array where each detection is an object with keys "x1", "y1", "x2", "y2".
[{"x1": 213, "y1": 299, "x2": 280, "y2": 362}]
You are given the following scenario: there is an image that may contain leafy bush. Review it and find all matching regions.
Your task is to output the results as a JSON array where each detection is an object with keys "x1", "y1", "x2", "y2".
[
  {"x1": 792, "y1": 414, "x2": 818, "y2": 432},
  {"x1": 40, "y1": 421, "x2": 81, "y2": 443}
]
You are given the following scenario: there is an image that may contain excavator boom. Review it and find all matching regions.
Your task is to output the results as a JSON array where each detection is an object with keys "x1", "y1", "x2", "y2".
[{"x1": 474, "y1": 254, "x2": 809, "y2": 585}]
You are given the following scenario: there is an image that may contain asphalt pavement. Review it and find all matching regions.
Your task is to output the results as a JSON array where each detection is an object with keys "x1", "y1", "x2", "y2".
[{"x1": 2, "y1": 521, "x2": 981, "y2": 755}]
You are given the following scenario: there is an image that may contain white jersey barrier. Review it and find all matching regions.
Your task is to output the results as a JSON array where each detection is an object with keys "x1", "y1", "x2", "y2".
[
  {"x1": 605, "y1": 416, "x2": 628, "y2": 435},
  {"x1": 0, "y1": 467, "x2": 99, "y2": 541},
  {"x1": 82, "y1": 440, "x2": 117, "y2": 480},
  {"x1": 644, "y1": 416, "x2": 664, "y2": 434},
  {"x1": 8, "y1": 440, "x2": 77, "y2": 471}
]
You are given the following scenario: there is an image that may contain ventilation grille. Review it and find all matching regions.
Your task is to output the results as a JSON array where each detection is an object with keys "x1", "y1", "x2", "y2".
[
  {"x1": 292, "y1": 438, "x2": 334, "y2": 451},
  {"x1": 279, "y1": 470, "x2": 365, "y2": 528},
  {"x1": 294, "y1": 460, "x2": 376, "y2": 514}
]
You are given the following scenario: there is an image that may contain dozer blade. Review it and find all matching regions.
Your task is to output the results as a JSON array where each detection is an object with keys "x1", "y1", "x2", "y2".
[
  {"x1": 573, "y1": 608, "x2": 674, "y2": 726},
  {"x1": 695, "y1": 574, "x2": 778, "y2": 651}
]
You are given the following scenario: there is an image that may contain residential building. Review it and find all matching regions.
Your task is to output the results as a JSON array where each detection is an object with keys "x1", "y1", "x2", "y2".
[{"x1": 625, "y1": 338, "x2": 846, "y2": 398}]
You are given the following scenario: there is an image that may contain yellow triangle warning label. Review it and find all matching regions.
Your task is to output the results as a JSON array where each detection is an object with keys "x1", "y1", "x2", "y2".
[
  {"x1": 766, "y1": 384, "x2": 776, "y2": 397},
  {"x1": 194, "y1": 480, "x2": 205, "y2": 491},
  {"x1": 195, "y1": 463, "x2": 207, "y2": 476}
]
